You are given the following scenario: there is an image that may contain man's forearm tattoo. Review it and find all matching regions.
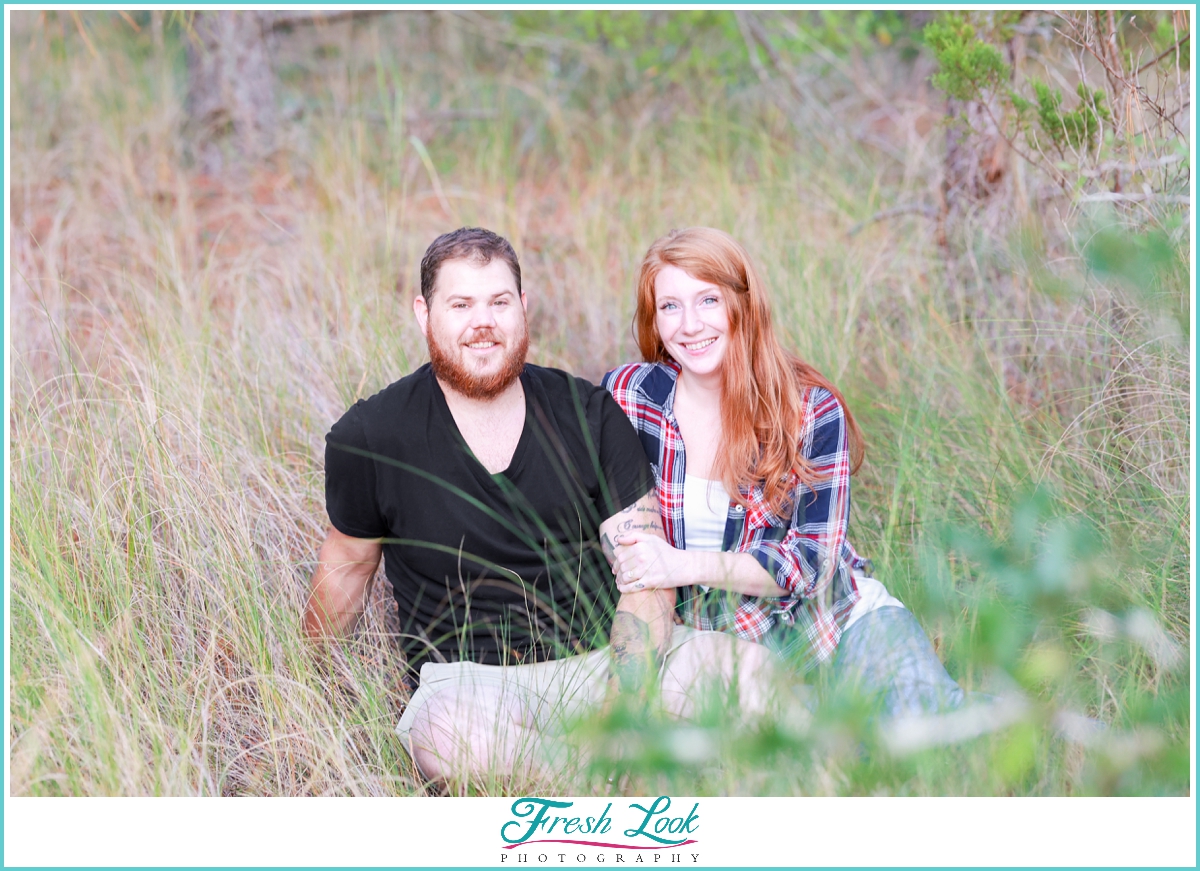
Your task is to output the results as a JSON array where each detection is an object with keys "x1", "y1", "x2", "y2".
[
  {"x1": 610, "y1": 610, "x2": 670, "y2": 693},
  {"x1": 601, "y1": 501, "x2": 665, "y2": 568},
  {"x1": 616, "y1": 514, "x2": 664, "y2": 535},
  {"x1": 610, "y1": 610, "x2": 649, "y2": 692},
  {"x1": 612, "y1": 502, "x2": 665, "y2": 537},
  {"x1": 600, "y1": 531, "x2": 617, "y2": 564}
]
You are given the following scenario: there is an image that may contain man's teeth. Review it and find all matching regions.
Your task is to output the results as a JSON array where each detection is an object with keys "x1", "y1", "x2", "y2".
[
  {"x1": 684, "y1": 338, "x2": 716, "y2": 350},
  {"x1": 466, "y1": 341, "x2": 497, "y2": 349}
]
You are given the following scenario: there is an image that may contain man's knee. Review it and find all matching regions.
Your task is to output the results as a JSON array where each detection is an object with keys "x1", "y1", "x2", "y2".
[
  {"x1": 407, "y1": 684, "x2": 531, "y2": 781},
  {"x1": 660, "y1": 631, "x2": 778, "y2": 718},
  {"x1": 664, "y1": 631, "x2": 774, "y2": 681}
]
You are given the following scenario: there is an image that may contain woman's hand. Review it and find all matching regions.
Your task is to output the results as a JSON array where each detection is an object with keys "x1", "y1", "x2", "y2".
[
  {"x1": 612, "y1": 532, "x2": 692, "y2": 593},
  {"x1": 614, "y1": 533, "x2": 790, "y2": 599}
]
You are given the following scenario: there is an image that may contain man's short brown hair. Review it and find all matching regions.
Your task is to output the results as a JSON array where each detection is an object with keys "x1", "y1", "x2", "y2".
[{"x1": 419, "y1": 227, "x2": 522, "y2": 302}]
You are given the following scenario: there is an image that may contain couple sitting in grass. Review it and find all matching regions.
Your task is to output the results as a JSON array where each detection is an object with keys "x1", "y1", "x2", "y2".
[{"x1": 305, "y1": 225, "x2": 965, "y2": 785}]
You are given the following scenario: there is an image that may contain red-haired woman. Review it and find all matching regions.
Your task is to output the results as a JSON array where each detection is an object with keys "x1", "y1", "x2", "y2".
[{"x1": 603, "y1": 227, "x2": 965, "y2": 717}]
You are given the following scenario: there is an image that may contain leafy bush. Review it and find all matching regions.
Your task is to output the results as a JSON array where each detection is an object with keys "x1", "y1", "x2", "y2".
[{"x1": 925, "y1": 16, "x2": 1009, "y2": 102}]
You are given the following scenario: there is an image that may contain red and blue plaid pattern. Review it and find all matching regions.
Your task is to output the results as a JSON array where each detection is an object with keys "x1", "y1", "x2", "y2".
[{"x1": 603, "y1": 362, "x2": 869, "y2": 671}]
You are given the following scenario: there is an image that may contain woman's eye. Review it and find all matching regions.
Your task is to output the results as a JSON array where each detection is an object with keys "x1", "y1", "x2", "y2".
[{"x1": 659, "y1": 302, "x2": 678, "y2": 311}]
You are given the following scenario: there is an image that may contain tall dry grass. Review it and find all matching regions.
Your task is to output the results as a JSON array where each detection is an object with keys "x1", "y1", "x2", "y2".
[{"x1": 8, "y1": 11, "x2": 1190, "y2": 795}]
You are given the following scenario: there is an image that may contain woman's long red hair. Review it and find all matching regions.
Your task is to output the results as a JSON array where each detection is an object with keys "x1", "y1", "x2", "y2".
[{"x1": 634, "y1": 227, "x2": 865, "y2": 516}]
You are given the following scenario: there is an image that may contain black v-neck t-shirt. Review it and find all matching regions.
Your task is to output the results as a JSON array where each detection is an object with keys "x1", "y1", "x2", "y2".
[{"x1": 324, "y1": 363, "x2": 653, "y2": 677}]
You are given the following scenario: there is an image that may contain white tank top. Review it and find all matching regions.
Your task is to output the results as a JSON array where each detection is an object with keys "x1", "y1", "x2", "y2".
[
  {"x1": 683, "y1": 474, "x2": 729, "y2": 552},
  {"x1": 684, "y1": 475, "x2": 728, "y2": 592}
]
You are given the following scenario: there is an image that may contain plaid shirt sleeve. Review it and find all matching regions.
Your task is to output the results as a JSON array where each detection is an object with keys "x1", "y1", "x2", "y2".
[
  {"x1": 740, "y1": 386, "x2": 860, "y2": 662},
  {"x1": 744, "y1": 386, "x2": 852, "y2": 596}
]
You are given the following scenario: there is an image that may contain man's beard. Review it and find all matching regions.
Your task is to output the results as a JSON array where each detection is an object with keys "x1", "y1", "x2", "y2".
[{"x1": 427, "y1": 323, "x2": 529, "y2": 400}]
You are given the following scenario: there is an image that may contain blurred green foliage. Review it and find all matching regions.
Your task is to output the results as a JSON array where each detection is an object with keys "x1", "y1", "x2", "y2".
[
  {"x1": 1084, "y1": 226, "x2": 1189, "y2": 338},
  {"x1": 1151, "y1": 12, "x2": 1191, "y2": 70},
  {"x1": 933, "y1": 489, "x2": 1112, "y2": 670},
  {"x1": 507, "y1": 11, "x2": 928, "y2": 93},
  {"x1": 1024, "y1": 82, "x2": 1110, "y2": 153},
  {"x1": 508, "y1": 10, "x2": 746, "y2": 97},
  {"x1": 926, "y1": 490, "x2": 1188, "y2": 794},
  {"x1": 1085, "y1": 227, "x2": 1178, "y2": 287},
  {"x1": 513, "y1": 11, "x2": 738, "y2": 84},
  {"x1": 807, "y1": 10, "x2": 925, "y2": 58}
]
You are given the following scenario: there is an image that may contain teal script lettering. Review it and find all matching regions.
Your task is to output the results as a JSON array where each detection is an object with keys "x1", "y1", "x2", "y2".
[
  {"x1": 502, "y1": 798, "x2": 576, "y2": 844},
  {"x1": 623, "y1": 796, "x2": 692, "y2": 846}
]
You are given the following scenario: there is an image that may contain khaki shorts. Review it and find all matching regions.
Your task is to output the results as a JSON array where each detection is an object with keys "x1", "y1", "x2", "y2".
[{"x1": 395, "y1": 623, "x2": 702, "y2": 759}]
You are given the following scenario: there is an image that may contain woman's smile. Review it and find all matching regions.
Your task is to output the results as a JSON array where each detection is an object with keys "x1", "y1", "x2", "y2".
[{"x1": 654, "y1": 264, "x2": 730, "y2": 383}]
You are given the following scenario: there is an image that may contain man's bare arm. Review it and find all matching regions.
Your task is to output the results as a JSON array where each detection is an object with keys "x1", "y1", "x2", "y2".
[
  {"x1": 598, "y1": 491, "x2": 674, "y2": 692},
  {"x1": 304, "y1": 528, "x2": 383, "y2": 638}
]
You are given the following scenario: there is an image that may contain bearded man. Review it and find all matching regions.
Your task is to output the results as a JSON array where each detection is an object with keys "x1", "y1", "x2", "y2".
[{"x1": 305, "y1": 228, "x2": 721, "y2": 784}]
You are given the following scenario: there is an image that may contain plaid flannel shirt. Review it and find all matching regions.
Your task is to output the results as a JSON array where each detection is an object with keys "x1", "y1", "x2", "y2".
[{"x1": 602, "y1": 361, "x2": 871, "y2": 671}]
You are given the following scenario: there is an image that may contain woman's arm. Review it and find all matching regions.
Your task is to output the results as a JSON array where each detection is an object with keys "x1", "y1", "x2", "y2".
[
  {"x1": 611, "y1": 532, "x2": 788, "y2": 598},
  {"x1": 742, "y1": 387, "x2": 854, "y2": 602}
]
